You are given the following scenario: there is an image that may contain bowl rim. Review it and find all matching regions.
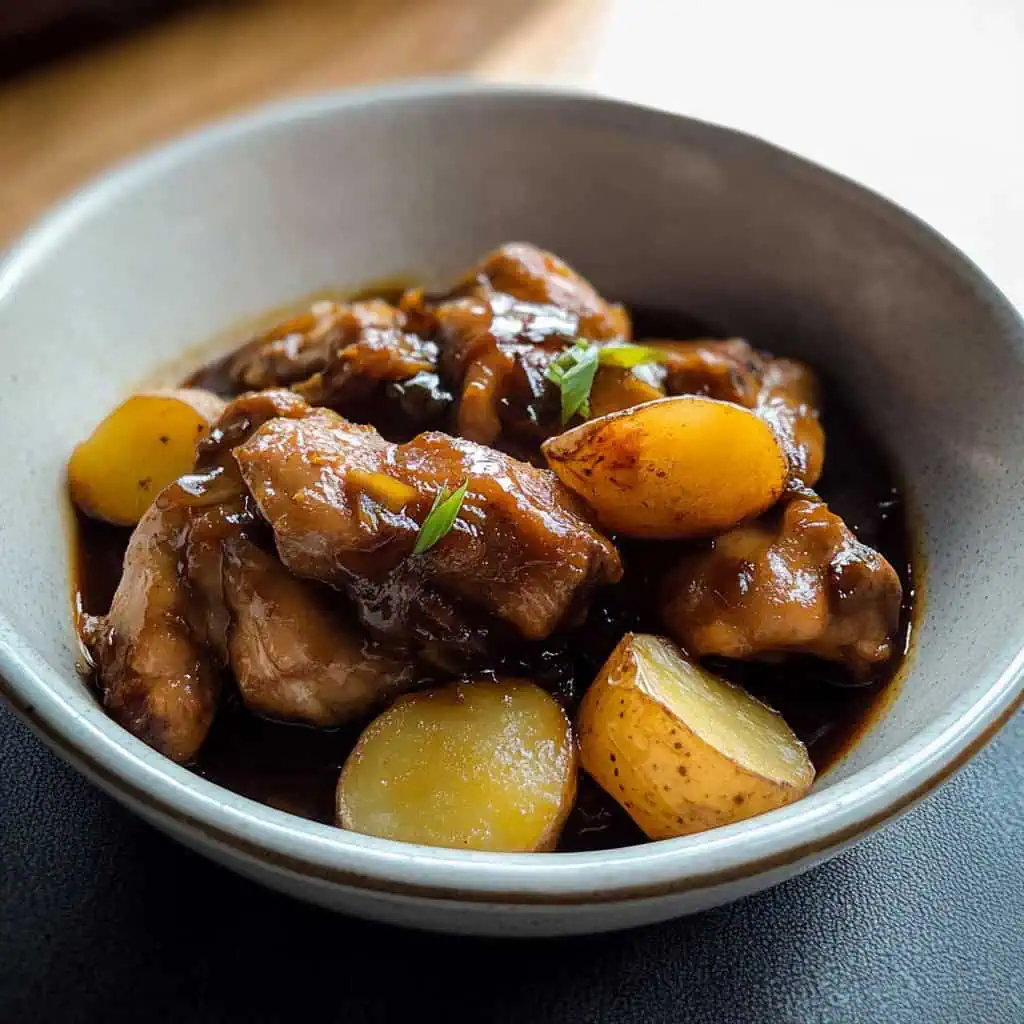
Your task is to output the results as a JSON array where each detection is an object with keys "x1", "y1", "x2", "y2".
[{"x1": 2, "y1": 79, "x2": 1023, "y2": 905}]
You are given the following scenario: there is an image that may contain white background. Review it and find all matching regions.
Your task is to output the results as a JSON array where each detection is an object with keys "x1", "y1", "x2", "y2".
[{"x1": 489, "y1": 0, "x2": 1024, "y2": 309}]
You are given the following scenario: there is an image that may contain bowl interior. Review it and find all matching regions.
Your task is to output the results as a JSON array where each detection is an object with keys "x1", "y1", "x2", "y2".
[{"x1": 1, "y1": 86, "x2": 1022, "y2": 867}]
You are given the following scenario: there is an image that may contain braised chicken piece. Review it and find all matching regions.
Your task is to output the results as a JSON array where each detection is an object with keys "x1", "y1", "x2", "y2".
[
  {"x1": 79, "y1": 392, "x2": 305, "y2": 763},
  {"x1": 228, "y1": 300, "x2": 451, "y2": 436},
  {"x1": 188, "y1": 390, "x2": 418, "y2": 725},
  {"x1": 660, "y1": 495, "x2": 902, "y2": 675},
  {"x1": 293, "y1": 317, "x2": 443, "y2": 422},
  {"x1": 229, "y1": 300, "x2": 401, "y2": 390},
  {"x1": 81, "y1": 498, "x2": 219, "y2": 763},
  {"x1": 427, "y1": 291, "x2": 577, "y2": 446},
  {"x1": 84, "y1": 389, "x2": 418, "y2": 756},
  {"x1": 755, "y1": 357, "x2": 826, "y2": 488},
  {"x1": 233, "y1": 405, "x2": 622, "y2": 667},
  {"x1": 396, "y1": 244, "x2": 631, "y2": 447},
  {"x1": 222, "y1": 538, "x2": 416, "y2": 725},
  {"x1": 453, "y1": 242, "x2": 631, "y2": 341},
  {"x1": 229, "y1": 299, "x2": 391, "y2": 391},
  {"x1": 179, "y1": 389, "x2": 302, "y2": 662},
  {"x1": 658, "y1": 339, "x2": 761, "y2": 405}
]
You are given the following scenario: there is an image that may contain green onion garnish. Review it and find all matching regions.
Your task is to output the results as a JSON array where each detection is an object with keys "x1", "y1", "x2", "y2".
[
  {"x1": 546, "y1": 341, "x2": 669, "y2": 424},
  {"x1": 546, "y1": 341, "x2": 601, "y2": 424},
  {"x1": 413, "y1": 479, "x2": 469, "y2": 554},
  {"x1": 597, "y1": 342, "x2": 670, "y2": 370}
]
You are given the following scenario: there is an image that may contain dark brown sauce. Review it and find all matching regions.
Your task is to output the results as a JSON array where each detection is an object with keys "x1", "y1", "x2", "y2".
[{"x1": 71, "y1": 302, "x2": 914, "y2": 852}]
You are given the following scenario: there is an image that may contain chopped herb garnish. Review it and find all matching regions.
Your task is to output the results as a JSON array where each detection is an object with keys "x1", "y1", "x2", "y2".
[
  {"x1": 413, "y1": 479, "x2": 469, "y2": 554},
  {"x1": 546, "y1": 341, "x2": 601, "y2": 424},
  {"x1": 546, "y1": 341, "x2": 670, "y2": 424},
  {"x1": 597, "y1": 342, "x2": 670, "y2": 370}
]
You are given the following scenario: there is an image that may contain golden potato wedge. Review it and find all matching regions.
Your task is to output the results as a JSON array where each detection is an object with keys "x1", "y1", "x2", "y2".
[
  {"x1": 541, "y1": 396, "x2": 788, "y2": 539},
  {"x1": 578, "y1": 634, "x2": 814, "y2": 839},
  {"x1": 69, "y1": 388, "x2": 226, "y2": 525},
  {"x1": 337, "y1": 679, "x2": 577, "y2": 851}
]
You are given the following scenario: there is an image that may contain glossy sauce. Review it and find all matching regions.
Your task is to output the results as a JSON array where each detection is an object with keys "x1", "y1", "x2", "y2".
[{"x1": 72, "y1": 303, "x2": 915, "y2": 852}]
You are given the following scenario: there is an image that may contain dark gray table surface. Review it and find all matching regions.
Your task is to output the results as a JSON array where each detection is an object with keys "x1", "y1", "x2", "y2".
[{"x1": 1, "y1": 702, "x2": 1021, "y2": 1024}]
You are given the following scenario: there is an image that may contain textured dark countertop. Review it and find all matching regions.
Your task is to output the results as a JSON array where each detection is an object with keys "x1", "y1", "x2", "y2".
[{"x1": 1, "y1": 702, "x2": 1021, "y2": 1024}]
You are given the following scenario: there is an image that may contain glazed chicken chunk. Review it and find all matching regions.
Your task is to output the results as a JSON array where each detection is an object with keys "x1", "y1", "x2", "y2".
[
  {"x1": 754, "y1": 357, "x2": 826, "y2": 488},
  {"x1": 190, "y1": 391, "x2": 418, "y2": 726},
  {"x1": 652, "y1": 338, "x2": 765, "y2": 407},
  {"x1": 229, "y1": 299, "x2": 403, "y2": 390},
  {"x1": 416, "y1": 243, "x2": 631, "y2": 447},
  {"x1": 660, "y1": 495, "x2": 903, "y2": 675},
  {"x1": 457, "y1": 242, "x2": 632, "y2": 341},
  {"x1": 222, "y1": 537, "x2": 415, "y2": 725},
  {"x1": 233, "y1": 404, "x2": 622, "y2": 666},
  {"x1": 228, "y1": 299, "x2": 451, "y2": 435},
  {"x1": 429, "y1": 291, "x2": 580, "y2": 446},
  {"x1": 81, "y1": 391, "x2": 307, "y2": 761},
  {"x1": 83, "y1": 390, "x2": 419, "y2": 759},
  {"x1": 82, "y1": 497, "x2": 219, "y2": 763}
]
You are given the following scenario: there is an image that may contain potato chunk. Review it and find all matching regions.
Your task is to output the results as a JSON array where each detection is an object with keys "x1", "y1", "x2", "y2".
[
  {"x1": 578, "y1": 634, "x2": 814, "y2": 839},
  {"x1": 337, "y1": 680, "x2": 577, "y2": 851},
  {"x1": 69, "y1": 389, "x2": 225, "y2": 525},
  {"x1": 541, "y1": 396, "x2": 788, "y2": 539}
]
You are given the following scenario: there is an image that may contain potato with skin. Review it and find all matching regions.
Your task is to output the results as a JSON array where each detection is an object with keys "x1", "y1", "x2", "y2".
[
  {"x1": 337, "y1": 680, "x2": 577, "y2": 851},
  {"x1": 578, "y1": 634, "x2": 814, "y2": 840},
  {"x1": 69, "y1": 388, "x2": 226, "y2": 525},
  {"x1": 541, "y1": 396, "x2": 788, "y2": 539}
]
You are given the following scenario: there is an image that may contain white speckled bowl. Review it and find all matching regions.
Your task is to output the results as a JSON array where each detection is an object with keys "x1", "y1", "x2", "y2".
[{"x1": 1, "y1": 83, "x2": 1021, "y2": 937}]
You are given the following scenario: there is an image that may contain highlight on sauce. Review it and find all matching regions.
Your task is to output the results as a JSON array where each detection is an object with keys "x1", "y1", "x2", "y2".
[{"x1": 69, "y1": 243, "x2": 913, "y2": 853}]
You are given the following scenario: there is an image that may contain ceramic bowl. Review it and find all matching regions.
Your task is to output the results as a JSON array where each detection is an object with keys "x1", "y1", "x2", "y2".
[{"x1": 1, "y1": 82, "x2": 1021, "y2": 937}]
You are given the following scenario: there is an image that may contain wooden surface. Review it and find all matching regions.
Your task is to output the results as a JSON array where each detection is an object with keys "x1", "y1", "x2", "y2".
[
  {"x1": 2, "y1": 0, "x2": 1023, "y2": 309},
  {"x1": 0, "y1": 0, "x2": 596, "y2": 245}
]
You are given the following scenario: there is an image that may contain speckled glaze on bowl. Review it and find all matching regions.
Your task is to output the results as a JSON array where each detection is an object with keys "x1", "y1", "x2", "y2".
[{"x1": 1, "y1": 82, "x2": 1022, "y2": 937}]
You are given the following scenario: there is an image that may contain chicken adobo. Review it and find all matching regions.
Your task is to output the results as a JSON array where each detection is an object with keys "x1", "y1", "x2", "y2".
[{"x1": 70, "y1": 243, "x2": 913, "y2": 851}]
